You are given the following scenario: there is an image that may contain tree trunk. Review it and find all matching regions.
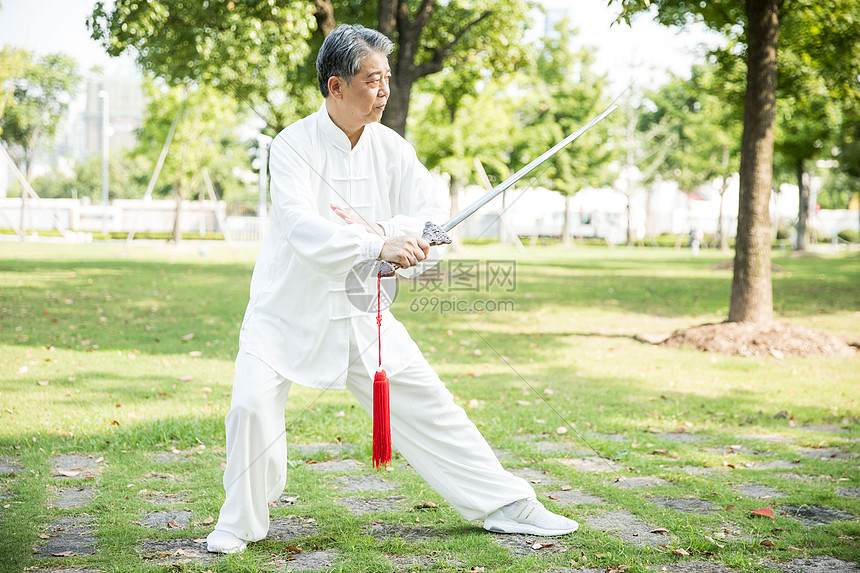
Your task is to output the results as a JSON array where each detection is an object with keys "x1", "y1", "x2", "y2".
[
  {"x1": 795, "y1": 160, "x2": 809, "y2": 251},
  {"x1": 384, "y1": 73, "x2": 413, "y2": 137},
  {"x1": 718, "y1": 177, "x2": 730, "y2": 252},
  {"x1": 448, "y1": 175, "x2": 462, "y2": 251},
  {"x1": 313, "y1": 0, "x2": 336, "y2": 36},
  {"x1": 561, "y1": 194, "x2": 572, "y2": 246},
  {"x1": 172, "y1": 181, "x2": 184, "y2": 244},
  {"x1": 728, "y1": 0, "x2": 779, "y2": 324}
]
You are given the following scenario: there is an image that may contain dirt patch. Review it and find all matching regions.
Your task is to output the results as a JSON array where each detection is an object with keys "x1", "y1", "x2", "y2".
[
  {"x1": 337, "y1": 496, "x2": 407, "y2": 515},
  {"x1": 48, "y1": 488, "x2": 96, "y2": 509},
  {"x1": 491, "y1": 533, "x2": 572, "y2": 557},
  {"x1": 274, "y1": 550, "x2": 337, "y2": 571},
  {"x1": 307, "y1": 459, "x2": 363, "y2": 473},
  {"x1": 363, "y1": 523, "x2": 440, "y2": 543},
  {"x1": 138, "y1": 510, "x2": 193, "y2": 529},
  {"x1": 659, "y1": 321, "x2": 855, "y2": 357},
  {"x1": 50, "y1": 455, "x2": 103, "y2": 479},
  {"x1": 35, "y1": 516, "x2": 97, "y2": 557},
  {"x1": 585, "y1": 510, "x2": 674, "y2": 548},
  {"x1": 268, "y1": 515, "x2": 319, "y2": 540},
  {"x1": 335, "y1": 475, "x2": 400, "y2": 492},
  {"x1": 761, "y1": 556, "x2": 860, "y2": 572},
  {"x1": 0, "y1": 457, "x2": 23, "y2": 475},
  {"x1": 734, "y1": 484, "x2": 788, "y2": 499},
  {"x1": 650, "y1": 497, "x2": 717, "y2": 514},
  {"x1": 780, "y1": 505, "x2": 856, "y2": 526},
  {"x1": 139, "y1": 538, "x2": 216, "y2": 564}
]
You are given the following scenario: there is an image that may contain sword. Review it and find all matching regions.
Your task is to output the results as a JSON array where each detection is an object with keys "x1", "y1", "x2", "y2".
[{"x1": 379, "y1": 102, "x2": 619, "y2": 276}]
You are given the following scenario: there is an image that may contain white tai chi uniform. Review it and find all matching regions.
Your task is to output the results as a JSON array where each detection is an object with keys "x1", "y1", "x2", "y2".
[{"x1": 214, "y1": 102, "x2": 534, "y2": 542}]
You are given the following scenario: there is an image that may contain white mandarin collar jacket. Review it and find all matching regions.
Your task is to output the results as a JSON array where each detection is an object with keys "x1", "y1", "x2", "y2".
[{"x1": 239, "y1": 102, "x2": 448, "y2": 389}]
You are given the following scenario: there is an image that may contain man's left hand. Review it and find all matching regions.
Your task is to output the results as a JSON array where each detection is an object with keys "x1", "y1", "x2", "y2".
[{"x1": 331, "y1": 204, "x2": 384, "y2": 236}]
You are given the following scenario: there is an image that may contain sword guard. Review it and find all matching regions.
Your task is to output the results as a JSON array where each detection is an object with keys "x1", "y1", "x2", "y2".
[{"x1": 378, "y1": 221, "x2": 451, "y2": 277}]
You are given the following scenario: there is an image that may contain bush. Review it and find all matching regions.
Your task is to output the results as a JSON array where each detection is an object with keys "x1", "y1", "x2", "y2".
[{"x1": 837, "y1": 229, "x2": 860, "y2": 244}]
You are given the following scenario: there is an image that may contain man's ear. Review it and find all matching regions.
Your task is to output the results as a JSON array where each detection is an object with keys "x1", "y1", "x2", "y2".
[{"x1": 328, "y1": 76, "x2": 343, "y2": 99}]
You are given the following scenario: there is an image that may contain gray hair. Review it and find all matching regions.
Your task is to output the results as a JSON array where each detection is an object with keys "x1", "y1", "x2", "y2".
[{"x1": 316, "y1": 24, "x2": 394, "y2": 98}]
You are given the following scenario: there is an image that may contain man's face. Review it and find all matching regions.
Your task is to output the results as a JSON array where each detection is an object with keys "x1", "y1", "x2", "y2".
[{"x1": 339, "y1": 51, "x2": 391, "y2": 127}]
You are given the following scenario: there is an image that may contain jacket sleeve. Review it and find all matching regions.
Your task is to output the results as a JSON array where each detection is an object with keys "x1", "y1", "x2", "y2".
[
  {"x1": 269, "y1": 133, "x2": 386, "y2": 281},
  {"x1": 377, "y1": 141, "x2": 450, "y2": 278}
]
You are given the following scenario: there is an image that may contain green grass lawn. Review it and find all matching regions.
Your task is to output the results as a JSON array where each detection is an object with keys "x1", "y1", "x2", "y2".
[{"x1": 0, "y1": 242, "x2": 858, "y2": 572}]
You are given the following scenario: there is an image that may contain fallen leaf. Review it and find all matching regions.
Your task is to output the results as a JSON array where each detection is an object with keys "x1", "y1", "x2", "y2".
[
  {"x1": 182, "y1": 333, "x2": 195, "y2": 341},
  {"x1": 167, "y1": 520, "x2": 180, "y2": 528},
  {"x1": 334, "y1": 410, "x2": 345, "y2": 418},
  {"x1": 648, "y1": 427, "x2": 662, "y2": 434},
  {"x1": 53, "y1": 551, "x2": 76, "y2": 557},
  {"x1": 556, "y1": 426, "x2": 568, "y2": 435},
  {"x1": 725, "y1": 505, "x2": 736, "y2": 511},
  {"x1": 285, "y1": 545, "x2": 302, "y2": 552},
  {"x1": 414, "y1": 501, "x2": 439, "y2": 509},
  {"x1": 652, "y1": 449, "x2": 667, "y2": 454},
  {"x1": 547, "y1": 495, "x2": 560, "y2": 500},
  {"x1": 531, "y1": 542, "x2": 554, "y2": 550},
  {"x1": 189, "y1": 350, "x2": 202, "y2": 357},
  {"x1": 787, "y1": 545, "x2": 801, "y2": 551},
  {"x1": 202, "y1": 516, "x2": 214, "y2": 524},
  {"x1": 55, "y1": 470, "x2": 80, "y2": 477},
  {"x1": 760, "y1": 539, "x2": 775, "y2": 548},
  {"x1": 179, "y1": 376, "x2": 193, "y2": 382},
  {"x1": 37, "y1": 380, "x2": 49, "y2": 386},
  {"x1": 751, "y1": 507, "x2": 775, "y2": 519},
  {"x1": 560, "y1": 485, "x2": 572, "y2": 491},
  {"x1": 517, "y1": 400, "x2": 531, "y2": 406},
  {"x1": 650, "y1": 527, "x2": 670, "y2": 534},
  {"x1": 38, "y1": 533, "x2": 50, "y2": 539},
  {"x1": 671, "y1": 547, "x2": 690, "y2": 556},
  {"x1": 201, "y1": 387, "x2": 213, "y2": 393}
]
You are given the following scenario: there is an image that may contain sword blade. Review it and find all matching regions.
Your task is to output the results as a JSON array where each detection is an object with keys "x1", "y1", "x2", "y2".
[{"x1": 441, "y1": 103, "x2": 618, "y2": 232}]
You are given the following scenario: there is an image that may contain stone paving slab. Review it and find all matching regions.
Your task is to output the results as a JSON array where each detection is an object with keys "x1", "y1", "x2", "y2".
[
  {"x1": 659, "y1": 433, "x2": 706, "y2": 443},
  {"x1": 650, "y1": 496, "x2": 717, "y2": 514},
  {"x1": 491, "y1": 532, "x2": 572, "y2": 557},
  {"x1": 761, "y1": 556, "x2": 860, "y2": 572},
  {"x1": 797, "y1": 425, "x2": 851, "y2": 434},
  {"x1": 139, "y1": 538, "x2": 216, "y2": 564},
  {"x1": 614, "y1": 476, "x2": 673, "y2": 488},
  {"x1": 798, "y1": 448, "x2": 853, "y2": 461},
  {"x1": 151, "y1": 452, "x2": 187, "y2": 464},
  {"x1": 779, "y1": 505, "x2": 856, "y2": 526},
  {"x1": 527, "y1": 441, "x2": 591, "y2": 455},
  {"x1": 50, "y1": 455, "x2": 103, "y2": 479},
  {"x1": 35, "y1": 516, "x2": 97, "y2": 557},
  {"x1": 735, "y1": 483, "x2": 788, "y2": 499},
  {"x1": 307, "y1": 459, "x2": 363, "y2": 473},
  {"x1": 748, "y1": 460, "x2": 799, "y2": 470},
  {"x1": 337, "y1": 496, "x2": 407, "y2": 515},
  {"x1": 388, "y1": 553, "x2": 463, "y2": 571},
  {"x1": 736, "y1": 433, "x2": 796, "y2": 444},
  {"x1": 647, "y1": 562, "x2": 739, "y2": 572},
  {"x1": 558, "y1": 457, "x2": 620, "y2": 473},
  {"x1": 139, "y1": 491, "x2": 189, "y2": 505},
  {"x1": 335, "y1": 475, "x2": 401, "y2": 492},
  {"x1": 138, "y1": 510, "x2": 193, "y2": 529},
  {"x1": 48, "y1": 487, "x2": 95, "y2": 509},
  {"x1": 363, "y1": 523, "x2": 439, "y2": 543},
  {"x1": 546, "y1": 489, "x2": 608, "y2": 506},
  {"x1": 585, "y1": 510, "x2": 675, "y2": 548},
  {"x1": 509, "y1": 467, "x2": 562, "y2": 485},
  {"x1": 674, "y1": 466, "x2": 727, "y2": 477},
  {"x1": 274, "y1": 550, "x2": 337, "y2": 571},
  {"x1": 836, "y1": 487, "x2": 860, "y2": 498},
  {"x1": 268, "y1": 515, "x2": 319, "y2": 540},
  {"x1": 269, "y1": 493, "x2": 300, "y2": 508},
  {"x1": 0, "y1": 456, "x2": 24, "y2": 475},
  {"x1": 292, "y1": 442, "x2": 359, "y2": 457}
]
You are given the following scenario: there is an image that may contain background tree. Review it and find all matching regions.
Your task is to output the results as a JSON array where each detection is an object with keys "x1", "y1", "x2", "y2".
[
  {"x1": 511, "y1": 22, "x2": 615, "y2": 246},
  {"x1": 642, "y1": 61, "x2": 742, "y2": 250},
  {"x1": 613, "y1": 0, "x2": 781, "y2": 324},
  {"x1": 0, "y1": 49, "x2": 80, "y2": 234},
  {"x1": 133, "y1": 80, "x2": 250, "y2": 243},
  {"x1": 89, "y1": 0, "x2": 531, "y2": 136}
]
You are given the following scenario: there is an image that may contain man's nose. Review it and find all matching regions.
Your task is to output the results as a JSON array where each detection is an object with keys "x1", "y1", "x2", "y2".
[{"x1": 379, "y1": 80, "x2": 390, "y2": 98}]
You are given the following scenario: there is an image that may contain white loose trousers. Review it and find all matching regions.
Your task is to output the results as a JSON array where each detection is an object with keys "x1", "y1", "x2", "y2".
[{"x1": 215, "y1": 327, "x2": 535, "y2": 542}]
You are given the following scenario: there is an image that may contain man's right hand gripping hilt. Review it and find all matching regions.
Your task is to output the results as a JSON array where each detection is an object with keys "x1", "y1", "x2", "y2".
[{"x1": 378, "y1": 221, "x2": 451, "y2": 277}]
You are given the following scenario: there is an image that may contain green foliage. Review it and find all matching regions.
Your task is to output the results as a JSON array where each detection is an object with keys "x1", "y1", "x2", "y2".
[
  {"x1": 837, "y1": 228, "x2": 859, "y2": 244},
  {"x1": 89, "y1": 0, "x2": 317, "y2": 131},
  {"x1": 510, "y1": 21, "x2": 616, "y2": 195},
  {"x1": 25, "y1": 153, "x2": 150, "y2": 200},
  {"x1": 641, "y1": 61, "x2": 742, "y2": 191},
  {"x1": 0, "y1": 49, "x2": 81, "y2": 176},
  {"x1": 131, "y1": 79, "x2": 251, "y2": 201}
]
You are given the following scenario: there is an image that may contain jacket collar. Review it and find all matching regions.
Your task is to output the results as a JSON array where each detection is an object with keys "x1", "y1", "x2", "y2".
[{"x1": 319, "y1": 101, "x2": 371, "y2": 152}]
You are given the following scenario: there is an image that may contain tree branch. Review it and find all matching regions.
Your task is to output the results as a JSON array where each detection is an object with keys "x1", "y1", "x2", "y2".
[
  {"x1": 313, "y1": 0, "x2": 336, "y2": 36},
  {"x1": 413, "y1": 10, "x2": 492, "y2": 79}
]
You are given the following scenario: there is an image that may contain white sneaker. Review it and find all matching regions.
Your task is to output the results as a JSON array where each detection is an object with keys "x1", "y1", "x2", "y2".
[
  {"x1": 206, "y1": 529, "x2": 247, "y2": 553},
  {"x1": 483, "y1": 498, "x2": 579, "y2": 536}
]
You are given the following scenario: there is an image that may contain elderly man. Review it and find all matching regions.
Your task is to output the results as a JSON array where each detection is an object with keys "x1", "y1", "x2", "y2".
[{"x1": 207, "y1": 24, "x2": 579, "y2": 554}]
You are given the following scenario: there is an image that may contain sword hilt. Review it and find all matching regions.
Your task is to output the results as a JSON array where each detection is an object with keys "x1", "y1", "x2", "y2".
[{"x1": 378, "y1": 221, "x2": 451, "y2": 277}]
